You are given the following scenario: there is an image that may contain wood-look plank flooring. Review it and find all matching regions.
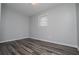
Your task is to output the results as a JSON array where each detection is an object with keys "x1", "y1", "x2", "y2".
[{"x1": 0, "y1": 38, "x2": 79, "y2": 55}]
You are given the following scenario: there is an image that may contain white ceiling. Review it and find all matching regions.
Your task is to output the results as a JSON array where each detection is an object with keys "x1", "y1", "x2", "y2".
[{"x1": 6, "y1": 3, "x2": 61, "y2": 16}]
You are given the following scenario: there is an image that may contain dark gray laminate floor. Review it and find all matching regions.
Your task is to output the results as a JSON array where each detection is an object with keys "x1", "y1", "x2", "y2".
[{"x1": 0, "y1": 38, "x2": 79, "y2": 55}]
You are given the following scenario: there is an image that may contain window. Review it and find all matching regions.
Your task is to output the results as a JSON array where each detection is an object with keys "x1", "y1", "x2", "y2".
[{"x1": 39, "y1": 15, "x2": 48, "y2": 26}]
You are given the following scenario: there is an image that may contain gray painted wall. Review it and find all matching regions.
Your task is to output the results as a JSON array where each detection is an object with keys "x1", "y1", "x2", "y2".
[
  {"x1": 1, "y1": 4, "x2": 29, "y2": 42},
  {"x1": 0, "y1": 3, "x2": 1, "y2": 41},
  {"x1": 76, "y1": 4, "x2": 79, "y2": 49},
  {"x1": 29, "y1": 3, "x2": 78, "y2": 48},
  {"x1": 0, "y1": 3, "x2": 1, "y2": 22}
]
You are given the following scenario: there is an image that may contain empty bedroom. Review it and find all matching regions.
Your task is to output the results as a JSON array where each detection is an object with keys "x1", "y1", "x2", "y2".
[{"x1": 0, "y1": 3, "x2": 79, "y2": 55}]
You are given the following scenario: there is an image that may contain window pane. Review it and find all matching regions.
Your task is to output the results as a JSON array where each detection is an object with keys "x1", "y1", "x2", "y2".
[{"x1": 40, "y1": 16, "x2": 48, "y2": 26}]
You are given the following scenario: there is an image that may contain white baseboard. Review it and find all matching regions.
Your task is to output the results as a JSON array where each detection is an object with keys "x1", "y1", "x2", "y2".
[
  {"x1": 30, "y1": 37, "x2": 78, "y2": 48},
  {"x1": 0, "y1": 37, "x2": 28, "y2": 43},
  {"x1": 0, "y1": 37, "x2": 78, "y2": 49}
]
